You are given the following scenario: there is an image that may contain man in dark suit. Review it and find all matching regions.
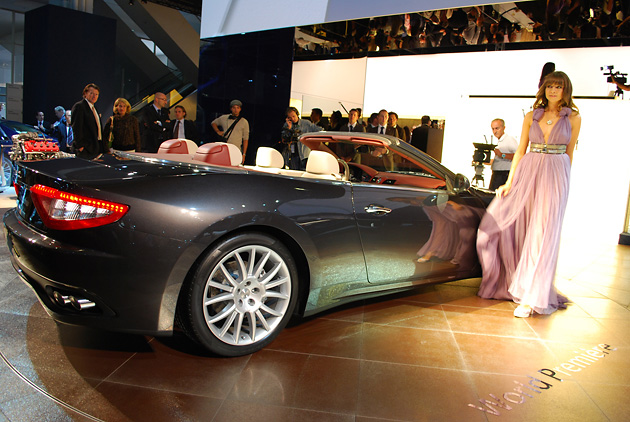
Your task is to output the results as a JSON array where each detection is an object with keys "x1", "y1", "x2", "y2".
[
  {"x1": 71, "y1": 83, "x2": 105, "y2": 159},
  {"x1": 140, "y1": 92, "x2": 170, "y2": 152},
  {"x1": 388, "y1": 111, "x2": 407, "y2": 141},
  {"x1": 53, "y1": 110, "x2": 74, "y2": 152},
  {"x1": 367, "y1": 109, "x2": 396, "y2": 136},
  {"x1": 339, "y1": 108, "x2": 365, "y2": 132},
  {"x1": 34, "y1": 111, "x2": 52, "y2": 135},
  {"x1": 411, "y1": 115, "x2": 431, "y2": 152},
  {"x1": 169, "y1": 105, "x2": 200, "y2": 144}
]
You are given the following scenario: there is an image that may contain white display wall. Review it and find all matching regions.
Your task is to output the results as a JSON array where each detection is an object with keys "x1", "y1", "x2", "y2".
[{"x1": 291, "y1": 46, "x2": 630, "y2": 244}]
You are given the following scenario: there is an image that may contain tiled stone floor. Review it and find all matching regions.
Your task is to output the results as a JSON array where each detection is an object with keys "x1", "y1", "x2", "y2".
[{"x1": 1, "y1": 189, "x2": 629, "y2": 421}]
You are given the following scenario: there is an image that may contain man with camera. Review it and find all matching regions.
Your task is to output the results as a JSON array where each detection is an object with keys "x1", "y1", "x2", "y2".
[
  {"x1": 488, "y1": 118, "x2": 518, "y2": 191},
  {"x1": 280, "y1": 107, "x2": 321, "y2": 170},
  {"x1": 212, "y1": 99, "x2": 250, "y2": 159},
  {"x1": 610, "y1": 72, "x2": 630, "y2": 92}
]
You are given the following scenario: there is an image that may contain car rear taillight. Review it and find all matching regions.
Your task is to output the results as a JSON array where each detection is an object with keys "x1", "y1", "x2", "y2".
[{"x1": 30, "y1": 184, "x2": 129, "y2": 230}]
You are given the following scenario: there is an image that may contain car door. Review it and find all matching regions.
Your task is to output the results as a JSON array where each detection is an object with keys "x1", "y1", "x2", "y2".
[{"x1": 353, "y1": 182, "x2": 460, "y2": 284}]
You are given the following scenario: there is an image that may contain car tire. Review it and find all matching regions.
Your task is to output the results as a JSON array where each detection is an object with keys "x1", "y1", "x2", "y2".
[{"x1": 178, "y1": 232, "x2": 298, "y2": 356}]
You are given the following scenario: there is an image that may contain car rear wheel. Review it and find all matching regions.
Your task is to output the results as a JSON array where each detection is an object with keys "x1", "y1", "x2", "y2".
[{"x1": 179, "y1": 233, "x2": 298, "y2": 356}]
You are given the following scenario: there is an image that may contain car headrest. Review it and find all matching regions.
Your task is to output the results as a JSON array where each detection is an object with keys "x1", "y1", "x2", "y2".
[
  {"x1": 193, "y1": 142, "x2": 242, "y2": 166},
  {"x1": 158, "y1": 139, "x2": 199, "y2": 154},
  {"x1": 305, "y1": 151, "x2": 339, "y2": 177},
  {"x1": 255, "y1": 147, "x2": 284, "y2": 168}
]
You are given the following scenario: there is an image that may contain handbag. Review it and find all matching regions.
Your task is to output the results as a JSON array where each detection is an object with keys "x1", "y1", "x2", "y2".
[
  {"x1": 220, "y1": 116, "x2": 241, "y2": 142},
  {"x1": 108, "y1": 116, "x2": 114, "y2": 148}
]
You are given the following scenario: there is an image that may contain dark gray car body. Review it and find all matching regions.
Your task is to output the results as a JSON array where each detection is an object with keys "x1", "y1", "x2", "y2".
[{"x1": 4, "y1": 132, "x2": 491, "y2": 339}]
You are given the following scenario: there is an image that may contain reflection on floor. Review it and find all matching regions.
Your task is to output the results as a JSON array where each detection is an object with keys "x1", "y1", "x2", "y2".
[{"x1": 1, "y1": 192, "x2": 629, "y2": 422}]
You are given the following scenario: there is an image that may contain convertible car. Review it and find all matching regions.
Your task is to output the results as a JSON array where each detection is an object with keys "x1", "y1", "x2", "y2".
[{"x1": 4, "y1": 132, "x2": 492, "y2": 356}]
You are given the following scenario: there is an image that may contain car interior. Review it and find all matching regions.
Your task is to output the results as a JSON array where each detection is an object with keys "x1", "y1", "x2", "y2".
[{"x1": 133, "y1": 138, "x2": 447, "y2": 188}]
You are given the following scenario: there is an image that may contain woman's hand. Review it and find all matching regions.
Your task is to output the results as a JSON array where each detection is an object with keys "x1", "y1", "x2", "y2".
[{"x1": 496, "y1": 183, "x2": 511, "y2": 198}]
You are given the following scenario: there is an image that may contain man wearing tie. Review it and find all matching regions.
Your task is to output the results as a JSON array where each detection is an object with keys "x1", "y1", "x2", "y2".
[
  {"x1": 140, "y1": 92, "x2": 170, "y2": 152},
  {"x1": 339, "y1": 109, "x2": 366, "y2": 133},
  {"x1": 34, "y1": 111, "x2": 51, "y2": 135},
  {"x1": 170, "y1": 105, "x2": 200, "y2": 144},
  {"x1": 367, "y1": 109, "x2": 396, "y2": 136},
  {"x1": 71, "y1": 83, "x2": 105, "y2": 159},
  {"x1": 53, "y1": 110, "x2": 73, "y2": 152}
]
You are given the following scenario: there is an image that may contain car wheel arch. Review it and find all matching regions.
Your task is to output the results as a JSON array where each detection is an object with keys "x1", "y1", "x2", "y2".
[
  {"x1": 174, "y1": 225, "x2": 311, "y2": 325},
  {"x1": 173, "y1": 228, "x2": 311, "y2": 355}
]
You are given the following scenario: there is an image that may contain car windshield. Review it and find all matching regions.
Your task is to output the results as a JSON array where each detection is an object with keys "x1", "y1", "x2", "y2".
[
  {"x1": 4, "y1": 121, "x2": 40, "y2": 133},
  {"x1": 308, "y1": 138, "x2": 446, "y2": 189}
]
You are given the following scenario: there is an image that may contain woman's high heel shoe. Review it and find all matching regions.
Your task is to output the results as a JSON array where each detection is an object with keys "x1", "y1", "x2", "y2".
[{"x1": 514, "y1": 305, "x2": 532, "y2": 318}]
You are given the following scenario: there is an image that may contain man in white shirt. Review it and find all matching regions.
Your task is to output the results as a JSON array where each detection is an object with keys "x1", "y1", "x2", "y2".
[
  {"x1": 388, "y1": 111, "x2": 406, "y2": 141},
  {"x1": 170, "y1": 105, "x2": 200, "y2": 144},
  {"x1": 70, "y1": 83, "x2": 104, "y2": 159},
  {"x1": 368, "y1": 109, "x2": 396, "y2": 136},
  {"x1": 489, "y1": 118, "x2": 519, "y2": 190},
  {"x1": 340, "y1": 109, "x2": 365, "y2": 132},
  {"x1": 34, "y1": 111, "x2": 51, "y2": 134}
]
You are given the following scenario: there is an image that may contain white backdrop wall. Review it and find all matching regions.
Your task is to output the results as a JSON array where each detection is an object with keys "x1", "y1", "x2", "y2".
[
  {"x1": 291, "y1": 46, "x2": 630, "y2": 243},
  {"x1": 291, "y1": 58, "x2": 368, "y2": 117}
]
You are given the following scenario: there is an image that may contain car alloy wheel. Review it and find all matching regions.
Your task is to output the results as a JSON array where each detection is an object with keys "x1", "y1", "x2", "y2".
[{"x1": 181, "y1": 233, "x2": 298, "y2": 356}]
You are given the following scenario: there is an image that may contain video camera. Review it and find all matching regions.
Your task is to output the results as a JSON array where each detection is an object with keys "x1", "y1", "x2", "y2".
[
  {"x1": 472, "y1": 142, "x2": 494, "y2": 165},
  {"x1": 471, "y1": 142, "x2": 495, "y2": 187},
  {"x1": 602, "y1": 65, "x2": 627, "y2": 98},
  {"x1": 601, "y1": 65, "x2": 627, "y2": 84}
]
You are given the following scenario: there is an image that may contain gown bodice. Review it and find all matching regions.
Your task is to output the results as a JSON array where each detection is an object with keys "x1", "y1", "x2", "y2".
[{"x1": 530, "y1": 107, "x2": 572, "y2": 146}]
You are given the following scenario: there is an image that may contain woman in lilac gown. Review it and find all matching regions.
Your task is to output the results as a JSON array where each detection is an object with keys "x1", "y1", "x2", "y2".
[{"x1": 476, "y1": 71, "x2": 582, "y2": 318}]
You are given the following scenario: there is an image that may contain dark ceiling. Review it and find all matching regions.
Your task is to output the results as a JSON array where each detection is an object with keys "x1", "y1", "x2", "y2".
[{"x1": 142, "y1": 0, "x2": 202, "y2": 16}]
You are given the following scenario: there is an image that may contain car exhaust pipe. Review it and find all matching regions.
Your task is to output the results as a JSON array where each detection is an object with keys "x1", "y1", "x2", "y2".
[
  {"x1": 52, "y1": 291, "x2": 71, "y2": 306},
  {"x1": 52, "y1": 290, "x2": 96, "y2": 311},
  {"x1": 69, "y1": 296, "x2": 96, "y2": 310}
]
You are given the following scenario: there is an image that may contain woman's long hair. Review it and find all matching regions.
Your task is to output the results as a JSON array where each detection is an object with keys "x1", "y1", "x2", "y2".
[{"x1": 533, "y1": 71, "x2": 579, "y2": 113}]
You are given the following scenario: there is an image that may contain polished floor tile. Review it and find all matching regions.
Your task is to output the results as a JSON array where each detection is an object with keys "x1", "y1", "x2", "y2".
[{"x1": 1, "y1": 194, "x2": 630, "y2": 421}]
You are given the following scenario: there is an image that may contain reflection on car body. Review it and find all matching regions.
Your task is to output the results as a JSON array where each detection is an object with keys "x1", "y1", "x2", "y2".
[{"x1": 4, "y1": 132, "x2": 493, "y2": 356}]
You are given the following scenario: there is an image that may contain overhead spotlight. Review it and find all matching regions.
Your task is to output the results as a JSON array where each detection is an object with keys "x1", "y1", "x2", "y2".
[{"x1": 129, "y1": 0, "x2": 134, "y2": 5}]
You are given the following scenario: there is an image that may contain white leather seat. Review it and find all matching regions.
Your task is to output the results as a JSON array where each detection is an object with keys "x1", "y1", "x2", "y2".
[
  {"x1": 255, "y1": 147, "x2": 284, "y2": 170},
  {"x1": 302, "y1": 151, "x2": 340, "y2": 180}
]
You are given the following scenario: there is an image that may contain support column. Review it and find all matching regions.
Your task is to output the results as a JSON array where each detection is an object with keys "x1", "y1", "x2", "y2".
[{"x1": 196, "y1": 28, "x2": 294, "y2": 165}]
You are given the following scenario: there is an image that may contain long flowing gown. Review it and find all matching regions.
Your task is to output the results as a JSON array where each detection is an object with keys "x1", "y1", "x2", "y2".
[{"x1": 476, "y1": 107, "x2": 573, "y2": 314}]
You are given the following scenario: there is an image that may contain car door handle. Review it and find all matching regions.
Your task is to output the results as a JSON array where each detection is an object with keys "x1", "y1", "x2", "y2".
[{"x1": 364, "y1": 204, "x2": 392, "y2": 215}]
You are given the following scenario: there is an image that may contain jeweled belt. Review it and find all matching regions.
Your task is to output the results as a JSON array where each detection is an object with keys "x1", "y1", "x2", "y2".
[{"x1": 529, "y1": 143, "x2": 567, "y2": 154}]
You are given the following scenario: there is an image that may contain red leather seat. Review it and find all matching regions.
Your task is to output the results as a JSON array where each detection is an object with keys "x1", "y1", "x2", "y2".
[
  {"x1": 157, "y1": 139, "x2": 199, "y2": 154},
  {"x1": 193, "y1": 143, "x2": 232, "y2": 166}
]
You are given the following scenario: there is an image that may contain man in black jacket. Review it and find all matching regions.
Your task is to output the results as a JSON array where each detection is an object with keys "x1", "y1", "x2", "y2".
[
  {"x1": 169, "y1": 105, "x2": 200, "y2": 144},
  {"x1": 411, "y1": 115, "x2": 431, "y2": 152},
  {"x1": 70, "y1": 83, "x2": 105, "y2": 159},
  {"x1": 339, "y1": 109, "x2": 366, "y2": 132},
  {"x1": 140, "y1": 92, "x2": 170, "y2": 152}
]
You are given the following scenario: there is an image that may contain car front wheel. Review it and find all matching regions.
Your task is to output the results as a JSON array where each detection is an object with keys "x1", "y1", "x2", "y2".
[{"x1": 179, "y1": 233, "x2": 298, "y2": 356}]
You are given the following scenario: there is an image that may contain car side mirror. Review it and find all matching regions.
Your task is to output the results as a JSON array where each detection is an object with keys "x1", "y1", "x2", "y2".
[{"x1": 453, "y1": 173, "x2": 470, "y2": 192}]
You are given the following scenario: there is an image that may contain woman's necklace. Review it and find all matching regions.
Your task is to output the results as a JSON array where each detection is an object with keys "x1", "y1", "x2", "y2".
[{"x1": 545, "y1": 110, "x2": 558, "y2": 125}]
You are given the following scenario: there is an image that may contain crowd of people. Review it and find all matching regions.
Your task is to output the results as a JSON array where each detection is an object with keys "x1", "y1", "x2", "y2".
[
  {"x1": 295, "y1": 1, "x2": 630, "y2": 56},
  {"x1": 31, "y1": 87, "x2": 202, "y2": 159},
  {"x1": 276, "y1": 106, "x2": 436, "y2": 170}
]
